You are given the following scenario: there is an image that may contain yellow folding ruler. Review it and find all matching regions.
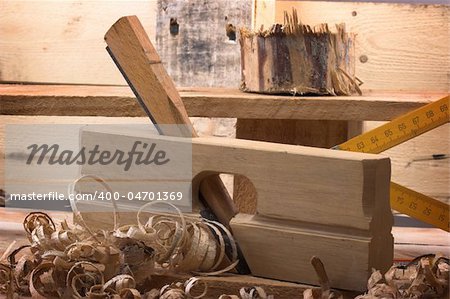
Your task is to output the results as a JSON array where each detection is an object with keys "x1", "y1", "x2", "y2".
[{"x1": 334, "y1": 95, "x2": 449, "y2": 232}]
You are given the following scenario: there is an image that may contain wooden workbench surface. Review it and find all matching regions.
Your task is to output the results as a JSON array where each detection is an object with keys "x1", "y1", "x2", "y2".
[{"x1": 0, "y1": 84, "x2": 446, "y2": 121}]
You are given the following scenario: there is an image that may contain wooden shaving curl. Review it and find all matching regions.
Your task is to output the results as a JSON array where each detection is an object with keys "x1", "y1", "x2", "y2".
[
  {"x1": 67, "y1": 261, "x2": 105, "y2": 298},
  {"x1": 0, "y1": 263, "x2": 13, "y2": 296},
  {"x1": 29, "y1": 261, "x2": 61, "y2": 298}
]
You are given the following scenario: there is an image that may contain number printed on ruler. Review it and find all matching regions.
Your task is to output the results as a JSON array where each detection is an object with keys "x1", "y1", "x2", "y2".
[
  {"x1": 338, "y1": 96, "x2": 449, "y2": 154},
  {"x1": 391, "y1": 182, "x2": 449, "y2": 231}
]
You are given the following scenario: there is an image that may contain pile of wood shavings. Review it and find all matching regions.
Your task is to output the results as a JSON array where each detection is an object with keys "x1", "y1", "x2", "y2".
[
  {"x1": 0, "y1": 201, "x2": 246, "y2": 299},
  {"x1": 303, "y1": 255, "x2": 449, "y2": 299},
  {"x1": 356, "y1": 254, "x2": 449, "y2": 299}
]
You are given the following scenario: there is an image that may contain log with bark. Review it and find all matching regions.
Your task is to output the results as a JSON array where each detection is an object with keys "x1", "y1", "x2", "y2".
[{"x1": 239, "y1": 9, "x2": 361, "y2": 96}]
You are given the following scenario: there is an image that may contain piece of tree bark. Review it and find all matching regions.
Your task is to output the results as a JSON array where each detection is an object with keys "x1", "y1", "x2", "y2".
[{"x1": 240, "y1": 10, "x2": 360, "y2": 96}]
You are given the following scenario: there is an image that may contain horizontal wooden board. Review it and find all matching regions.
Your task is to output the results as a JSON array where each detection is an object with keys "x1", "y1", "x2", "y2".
[
  {"x1": 1, "y1": 84, "x2": 446, "y2": 121},
  {"x1": 392, "y1": 226, "x2": 450, "y2": 261},
  {"x1": 1, "y1": 1, "x2": 448, "y2": 91},
  {"x1": 255, "y1": 0, "x2": 449, "y2": 92},
  {"x1": 0, "y1": 1, "x2": 156, "y2": 85}
]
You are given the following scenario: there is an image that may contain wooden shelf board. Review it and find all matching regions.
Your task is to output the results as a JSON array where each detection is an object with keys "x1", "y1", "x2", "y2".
[{"x1": 0, "y1": 84, "x2": 446, "y2": 121}]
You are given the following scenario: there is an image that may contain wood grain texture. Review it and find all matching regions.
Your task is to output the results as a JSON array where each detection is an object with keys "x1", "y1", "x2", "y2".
[
  {"x1": 149, "y1": 274, "x2": 358, "y2": 299},
  {"x1": 105, "y1": 16, "x2": 236, "y2": 225},
  {"x1": 0, "y1": 1, "x2": 157, "y2": 85},
  {"x1": 0, "y1": 279, "x2": 357, "y2": 299},
  {"x1": 3, "y1": 83, "x2": 446, "y2": 214},
  {"x1": 392, "y1": 226, "x2": 450, "y2": 261},
  {"x1": 255, "y1": 0, "x2": 449, "y2": 92},
  {"x1": 0, "y1": 209, "x2": 443, "y2": 259},
  {"x1": 231, "y1": 214, "x2": 391, "y2": 291},
  {"x1": 240, "y1": 24, "x2": 357, "y2": 95},
  {"x1": 0, "y1": 0, "x2": 252, "y2": 88},
  {"x1": 236, "y1": 119, "x2": 350, "y2": 147},
  {"x1": 1, "y1": 84, "x2": 444, "y2": 121},
  {"x1": 155, "y1": 0, "x2": 252, "y2": 88},
  {"x1": 234, "y1": 119, "x2": 353, "y2": 213},
  {"x1": 253, "y1": 0, "x2": 276, "y2": 30},
  {"x1": 1, "y1": 1, "x2": 447, "y2": 91},
  {"x1": 104, "y1": 16, "x2": 194, "y2": 136},
  {"x1": 80, "y1": 127, "x2": 393, "y2": 291}
]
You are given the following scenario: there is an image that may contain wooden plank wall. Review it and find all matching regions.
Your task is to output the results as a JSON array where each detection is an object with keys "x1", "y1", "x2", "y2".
[
  {"x1": 0, "y1": 0, "x2": 251, "y2": 87},
  {"x1": 1, "y1": 1, "x2": 447, "y2": 90},
  {"x1": 0, "y1": 1, "x2": 157, "y2": 85},
  {"x1": 2, "y1": 0, "x2": 445, "y2": 91}
]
